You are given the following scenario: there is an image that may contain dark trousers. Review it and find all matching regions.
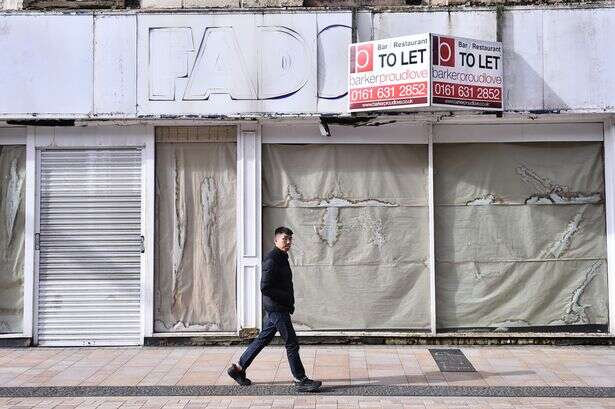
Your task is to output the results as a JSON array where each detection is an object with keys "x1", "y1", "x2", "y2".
[{"x1": 238, "y1": 311, "x2": 306, "y2": 380}]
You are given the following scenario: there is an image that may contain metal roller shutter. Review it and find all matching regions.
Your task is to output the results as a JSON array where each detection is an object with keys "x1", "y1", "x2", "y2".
[{"x1": 37, "y1": 149, "x2": 142, "y2": 346}]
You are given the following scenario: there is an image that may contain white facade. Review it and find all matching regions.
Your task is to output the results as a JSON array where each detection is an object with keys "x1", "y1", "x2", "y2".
[{"x1": 1, "y1": 7, "x2": 615, "y2": 345}]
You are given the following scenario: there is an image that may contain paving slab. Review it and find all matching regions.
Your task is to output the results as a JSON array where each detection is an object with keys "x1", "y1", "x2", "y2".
[{"x1": 0, "y1": 345, "x2": 614, "y2": 407}]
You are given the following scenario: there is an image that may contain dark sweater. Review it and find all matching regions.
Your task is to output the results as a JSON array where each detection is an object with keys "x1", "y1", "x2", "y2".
[{"x1": 261, "y1": 247, "x2": 295, "y2": 314}]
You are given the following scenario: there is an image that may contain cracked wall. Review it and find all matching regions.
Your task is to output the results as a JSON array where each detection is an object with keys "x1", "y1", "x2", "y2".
[
  {"x1": 263, "y1": 144, "x2": 429, "y2": 330},
  {"x1": 435, "y1": 142, "x2": 608, "y2": 330},
  {"x1": 0, "y1": 145, "x2": 25, "y2": 334},
  {"x1": 154, "y1": 142, "x2": 237, "y2": 332}
]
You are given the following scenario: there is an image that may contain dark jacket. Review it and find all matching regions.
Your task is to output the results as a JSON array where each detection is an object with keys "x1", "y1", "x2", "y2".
[{"x1": 261, "y1": 247, "x2": 295, "y2": 314}]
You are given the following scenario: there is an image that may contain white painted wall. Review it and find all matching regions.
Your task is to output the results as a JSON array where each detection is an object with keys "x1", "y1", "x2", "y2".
[
  {"x1": 0, "y1": 15, "x2": 93, "y2": 117},
  {"x1": 94, "y1": 15, "x2": 138, "y2": 116}
]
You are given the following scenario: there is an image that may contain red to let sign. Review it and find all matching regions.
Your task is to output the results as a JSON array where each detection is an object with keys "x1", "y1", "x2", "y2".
[
  {"x1": 348, "y1": 34, "x2": 503, "y2": 112},
  {"x1": 348, "y1": 33, "x2": 430, "y2": 111},
  {"x1": 431, "y1": 34, "x2": 503, "y2": 110}
]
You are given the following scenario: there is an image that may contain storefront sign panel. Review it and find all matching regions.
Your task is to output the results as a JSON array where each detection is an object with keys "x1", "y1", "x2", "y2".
[
  {"x1": 348, "y1": 33, "x2": 431, "y2": 112},
  {"x1": 431, "y1": 34, "x2": 503, "y2": 110}
]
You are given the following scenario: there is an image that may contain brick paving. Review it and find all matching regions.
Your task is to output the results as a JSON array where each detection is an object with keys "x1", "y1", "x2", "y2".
[
  {"x1": 0, "y1": 345, "x2": 614, "y2": 407},
  {"x1": 2, "y1": 396, "x2": 615, "y2": 408}
]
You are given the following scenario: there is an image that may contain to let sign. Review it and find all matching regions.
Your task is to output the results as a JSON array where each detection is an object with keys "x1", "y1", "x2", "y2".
[
  {"x1": 431, "y1": 35, "x2": 503, "y2": 110},
  {"x1": 348, "y1": 34, "x2": 503, "y2": 112},
  {"x1": 349, "y1": 33, "x2": 430, "y2": 111}
]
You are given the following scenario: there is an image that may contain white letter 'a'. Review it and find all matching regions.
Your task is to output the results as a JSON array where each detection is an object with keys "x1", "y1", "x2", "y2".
[{"x1": 183, "y1": 27, "x2": 256, "y2": 100}]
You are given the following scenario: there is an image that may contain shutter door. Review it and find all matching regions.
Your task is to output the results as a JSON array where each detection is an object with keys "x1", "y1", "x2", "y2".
[{"x1": 37, "y1": 149, "x2": 142, "y2": 346}]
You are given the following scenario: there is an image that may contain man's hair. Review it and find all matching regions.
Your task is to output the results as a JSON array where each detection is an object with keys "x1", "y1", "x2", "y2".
[{"x1": 274, "y1": 226, "x2": 293, "y2": 236}]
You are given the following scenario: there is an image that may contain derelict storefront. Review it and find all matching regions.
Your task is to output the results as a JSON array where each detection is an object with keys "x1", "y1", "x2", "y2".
[
  {"x1": 259, "y1": 122, "x2": 609, "y2": 334},
  {"x1": 1, "y1": 8, "x2": 615, "y2": 345}
]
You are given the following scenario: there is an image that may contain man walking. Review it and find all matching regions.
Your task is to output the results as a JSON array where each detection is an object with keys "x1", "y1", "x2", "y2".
[{"x1": 228, "y1": 227, "x2": 322, "y2": 392}]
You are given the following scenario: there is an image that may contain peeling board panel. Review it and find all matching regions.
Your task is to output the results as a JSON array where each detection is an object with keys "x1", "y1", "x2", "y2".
[
  {"x1": 94, "y1": 15, "x2": 137, "y2": 117},
  {"x1": 372, "y1": 11, "x2": 496, "y2": 41},
  {"x1": 434, "y1": 142, "x2": 604, "y2": 205},
  {"x1": 0, "y1": 146, "x2": 25, "y2": 334},
  {"x1": 0, "y1": 15, "x2": 93, "y2": 116},
  {"x1": 317, "y1": 12, "x2": 351, "y2": 114},
  {"x1": 155, "y1": 142, "x2": 237, "y2": 333},
  {"x1": 543, "y1": 9, "x2": 615, "y2": 111},
  {"x1": 434, "y1": 142, "x2": 608, "y2": 330},
  {"x1": 262, "y1": 144, "x2": 430, "y2": 330},
  {"x1": 501, "y1": 10, "x2": 544, "y2": 112}
]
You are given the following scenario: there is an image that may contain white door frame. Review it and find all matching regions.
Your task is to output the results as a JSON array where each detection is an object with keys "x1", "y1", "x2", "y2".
[
  {"x1": 0, "y1": 127, "x2": 29, "y2": 339},
  {"x1": 27, "y1": 125, "x2": 154, "y2": 345}
]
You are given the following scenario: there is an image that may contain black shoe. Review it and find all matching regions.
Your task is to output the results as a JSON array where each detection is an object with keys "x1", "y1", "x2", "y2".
[
  {"x1": 227, "y1": 364, "x2": 251, "y2": 386},
  {"x1": 294, "y1": 377, "x2": 322, "y2": 392}
]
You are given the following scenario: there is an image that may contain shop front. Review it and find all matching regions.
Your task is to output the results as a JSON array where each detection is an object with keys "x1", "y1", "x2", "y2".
[{"x1": 1, "y1": 7, "x2": 615, "y2": 346}]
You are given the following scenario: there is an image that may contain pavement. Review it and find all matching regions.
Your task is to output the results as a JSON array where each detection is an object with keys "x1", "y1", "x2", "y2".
[{"x1": 0, "y1": 345, "x2": 615, "y2": 408}]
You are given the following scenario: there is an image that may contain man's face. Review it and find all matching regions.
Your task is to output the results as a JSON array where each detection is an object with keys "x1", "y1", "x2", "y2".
[{"x1": 274, "y1": 233, "x2": 293, "y2": 252}]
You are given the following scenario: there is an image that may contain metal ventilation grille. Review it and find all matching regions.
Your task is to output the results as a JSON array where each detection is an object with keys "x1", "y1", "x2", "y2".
[{"x1": 37, "y1": 149, "x2": 142, "y2": 346}]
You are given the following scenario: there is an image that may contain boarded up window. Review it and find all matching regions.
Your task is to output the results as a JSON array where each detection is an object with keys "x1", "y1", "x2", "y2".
[
  {"x1": 262, "y1": 144, "x2": 430, "y2": 330},
  {"x1": 435, "y1": 142, "x2": 608, "y2": 331},
  {"x1": 154, "y1": 141, "x2": 237, "y2": 332},
  {"x1": 0, "y1": 145, "x2": 25, "y2": 334}
]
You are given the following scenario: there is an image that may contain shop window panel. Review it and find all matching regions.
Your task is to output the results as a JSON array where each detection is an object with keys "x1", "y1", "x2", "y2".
[
  {"x1": 262, "y1": 144, "x2": 430, "y2": 330},
  {"x1": 0, "y1": 145, "x2": 25, "y2": 334},
  {"x1": 434, "y1": 142, "x2": 608, "y2": 331},
  {"x1": 155, "y1": 143, "x2": 237, "y2": 332}
]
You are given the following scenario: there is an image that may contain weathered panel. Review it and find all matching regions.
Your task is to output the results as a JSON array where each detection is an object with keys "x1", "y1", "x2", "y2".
[
  {"x1": 262, "y1": 144, "x2": 430, "y2": 330},
  {"x1": 317, "y1": 12, "x2": 351, "y2": 114},
  {"x1": 373, "y1": 11, "x2": 496, "y2": 41},
  {"x1": 543, "y1": 9, "x2": 615, "y2": 111},
  {"x1": 0, "y1": 146, "x2": 25, "y2": 334},
  {"x1": 501, "y1": 10, "x2": 544, "y2": 111},
  {"x1": 435, "y1": 142, "x2": 608, "y2": 330},
  {"x1": 94, "y1": 15, "x2": 137, "y2": 116},
  {"x1": 155, "y1": 140, "x2": 237, "y2": 332},
  {"x1": 137, "y1": 14, "x2": 318, "y2": 116},
  {"x1": 0, "y1": 15, "x2": 93, "y2": 116}
]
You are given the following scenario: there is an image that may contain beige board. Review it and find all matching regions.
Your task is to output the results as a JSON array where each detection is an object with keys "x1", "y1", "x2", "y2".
[
  {"x1": 0, "y1": 146, "x2": 25, "y2": 334},
  {"x1": 434, "y1": 142, "x2": 607, "y2": 330},
  {"x1": 155, "y1": 143, "x2": 237, "y2": 332},
  {"x1": 263, "y1": 144, "x2": 430, "y2": 330}
]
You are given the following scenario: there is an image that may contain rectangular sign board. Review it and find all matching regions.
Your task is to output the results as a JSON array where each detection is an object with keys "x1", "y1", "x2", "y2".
[
  {"x1": 348, "y1": 34, "x2": 503, "y2": 112},
  {"x1": 349, "y1": 33, "x2": 430, "y2": 111}
]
